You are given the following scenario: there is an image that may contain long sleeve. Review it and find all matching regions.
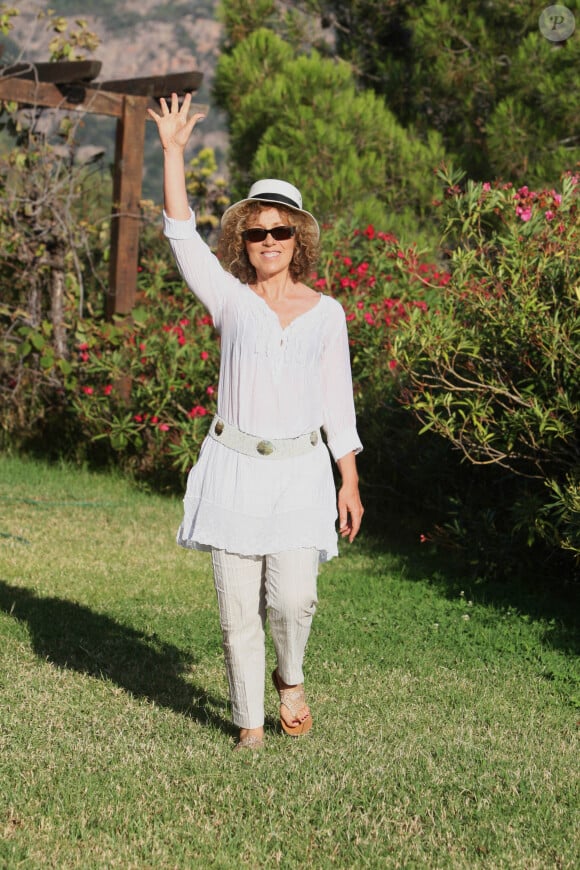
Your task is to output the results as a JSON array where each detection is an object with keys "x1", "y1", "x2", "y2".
[
  {"x1": 321, "y1": 307, "x2": 363, "y2": 462},
  {"x1": 163, "y1": 209, "x2": 241, "y2": 330}
]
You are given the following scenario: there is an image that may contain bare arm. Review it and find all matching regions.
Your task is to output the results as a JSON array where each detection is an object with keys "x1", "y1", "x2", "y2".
[
  {"x1": 147, "y1": 92, "x2": 205, "y2": 220},
  {"x1": 336, "y1": 451, "x2": 364, "y2": 543}
]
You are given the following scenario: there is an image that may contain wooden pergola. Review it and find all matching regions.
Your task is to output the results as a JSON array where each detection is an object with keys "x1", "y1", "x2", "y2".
[{"x1": 0, "y1": 60, "x2": 205, "y2": 317}]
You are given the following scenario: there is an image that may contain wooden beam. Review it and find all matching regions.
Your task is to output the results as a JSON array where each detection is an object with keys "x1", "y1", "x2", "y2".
[
  {"x1": 0, "y1": 77, "x2": 126, "y2": 117},
  {"x1": 0, "y1": 76, "x2": 208, "y2": 118},
  {"x1": 0, "y1": 60, "x2": 102, "y2": 83},
  {"x1": 107, "y1": 94, "x2": 149, "y2": 317},
  {"x1": 99, "y1": 70, "x2": 203, "y2": 98}
]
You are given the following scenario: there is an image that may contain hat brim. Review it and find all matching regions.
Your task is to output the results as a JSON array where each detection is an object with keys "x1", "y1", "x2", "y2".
[{"x1": 221, "y1": 195, "x2": 320, "y2": 240}]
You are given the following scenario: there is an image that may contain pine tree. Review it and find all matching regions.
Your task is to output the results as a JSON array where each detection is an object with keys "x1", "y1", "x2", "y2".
[
  {"x1": 214, "y1": 26, "x2": 445, "y2": 238},
  {"x1": 305, "y1": 0, "x2": 580, "y2": 183}
]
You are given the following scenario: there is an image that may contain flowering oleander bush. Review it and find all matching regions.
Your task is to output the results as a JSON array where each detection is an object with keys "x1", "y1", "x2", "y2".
[
  {"x1": 394, "y1": 168, "x2": 580, "y2": 570},
  {"x1": 308, "y1": 220, "x2": 454, "y2": 507},
  {"x1": 313, "y1": 220, "x2": 450, "y2": 406}
]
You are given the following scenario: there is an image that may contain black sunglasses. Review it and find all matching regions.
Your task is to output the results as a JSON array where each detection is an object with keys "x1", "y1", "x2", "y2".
[{"x1": 242, "y1": 226, "x2": 296, "y2": 243}]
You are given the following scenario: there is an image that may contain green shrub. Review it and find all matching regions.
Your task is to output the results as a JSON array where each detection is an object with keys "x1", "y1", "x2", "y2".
[{"x1": 395, "y1": 168, "x2": 580, "y2": 570}]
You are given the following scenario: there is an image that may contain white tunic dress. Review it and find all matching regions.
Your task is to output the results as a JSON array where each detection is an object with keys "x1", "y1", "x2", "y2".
[{"x1": 164, "y1": 210, "x2": 363, "y2": 562}]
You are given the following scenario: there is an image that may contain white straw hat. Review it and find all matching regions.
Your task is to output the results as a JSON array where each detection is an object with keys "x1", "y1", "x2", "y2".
[{"x1": 221, "y1": 178, "x2": 320, "y2": 239}]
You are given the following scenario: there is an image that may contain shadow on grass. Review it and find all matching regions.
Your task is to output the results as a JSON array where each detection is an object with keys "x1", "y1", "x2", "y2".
[
  {"x1": 0, "y1": 579, "x2": 242, "y2": 737},
  {"x1": 357, "y1": 504, "x2": 580, "y2": 658}
]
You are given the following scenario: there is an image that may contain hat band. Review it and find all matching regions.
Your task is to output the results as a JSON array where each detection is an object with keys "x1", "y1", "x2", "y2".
[{"x1": 250, "y1": 191, "x2": 301, "y2": 210}]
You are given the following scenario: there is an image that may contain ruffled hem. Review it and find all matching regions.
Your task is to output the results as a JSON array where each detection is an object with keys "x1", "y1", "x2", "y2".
[{"x1": 177, "y1": 497, "x2": 338, "y2": 562}]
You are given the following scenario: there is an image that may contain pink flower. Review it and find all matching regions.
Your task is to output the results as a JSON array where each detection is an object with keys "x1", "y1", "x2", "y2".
[
  {"x1": 364, "y1": 225, "x2": 375, "y2": 239},
  {"x1": 388, "y1": 359, "x2": 398, "y2": 371},
  {"x1": 188, "y1": 405, "x2": 208, "y2": 418},
  {"x1": 134, "y1": 414, "x2": 143, "y2": 423},
  {"x1": 81, "y1": 386, "x2": 94, "y2": 395},
  {"x1": 103, "y1": 384, "x2": 113, "y2": 396},
  {"x1": 482, "y1": 182, "x2": 491, "y2": 191},
  {"x1": 200, "y1": 351, "x2": 209, "y2": 361},
  {"x1": 516, "y1": 205, "x2": 532, "y2": 221},
  {"x1": 545, "y1": 210, "x2": 555, "y2": 221},
  {"x1": 206, "y1": 386, "x2": 215, "y2": 396},
  {"x1": 150, "y1": 416, "x2": 159, "y2": 424},
  {"x1": 356, "y1": 301, "x2": 364, "y2": 310},
  {"x1": 158, "y1": 423, "x2": 170, "y2": 432}
]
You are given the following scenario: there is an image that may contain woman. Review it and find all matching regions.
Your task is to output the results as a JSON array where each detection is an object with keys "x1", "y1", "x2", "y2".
[{"x1": 149, "y1": 93, "x2": 363, "y2": 750}]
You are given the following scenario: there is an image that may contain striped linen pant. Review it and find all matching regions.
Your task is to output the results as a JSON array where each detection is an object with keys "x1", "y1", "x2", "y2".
[{"x1": 211, "y1": 548, "x2": 319, "y2": 729}]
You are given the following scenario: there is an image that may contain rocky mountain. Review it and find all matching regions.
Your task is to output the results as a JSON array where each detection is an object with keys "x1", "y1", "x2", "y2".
[{"x1": 4, "y1": 0, "x2": 229, "y2": 199}]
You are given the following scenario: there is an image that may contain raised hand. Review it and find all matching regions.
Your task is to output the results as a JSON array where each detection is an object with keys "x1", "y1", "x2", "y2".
[
  {"x1": 147, "y1": 91, "x2": 205, "y2": 153},
  {"x1": 149, "y1": 92, "x2": 206, "y2": 219}
]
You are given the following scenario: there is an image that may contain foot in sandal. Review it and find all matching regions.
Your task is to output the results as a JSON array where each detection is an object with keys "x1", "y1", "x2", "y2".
[
  {"x1": 234, "y1": 727, "x2": 264, "y2": 751},
  {"x1": 272, "y1": 669, "x2": 313, "y2": 736}
]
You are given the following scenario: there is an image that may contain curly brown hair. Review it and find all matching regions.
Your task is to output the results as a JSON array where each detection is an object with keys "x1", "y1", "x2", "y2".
[{"x1": 217, "y1": 201, "x2": 320, "y2": 285}]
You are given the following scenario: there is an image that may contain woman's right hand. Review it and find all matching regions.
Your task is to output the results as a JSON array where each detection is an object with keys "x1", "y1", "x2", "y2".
[{"x1": 147, "y1": 92, "x2": 205, "y2": 153}]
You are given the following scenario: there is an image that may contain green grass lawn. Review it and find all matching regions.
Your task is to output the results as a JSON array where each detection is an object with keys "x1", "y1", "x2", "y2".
[{"x1": 0, "y1": 454, "x2": 578, "y2": 869}]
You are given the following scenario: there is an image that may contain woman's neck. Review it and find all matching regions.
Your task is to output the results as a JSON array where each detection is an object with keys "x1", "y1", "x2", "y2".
[{"x1": 253, "y1": 271, "x2": 293, "y2": 302}]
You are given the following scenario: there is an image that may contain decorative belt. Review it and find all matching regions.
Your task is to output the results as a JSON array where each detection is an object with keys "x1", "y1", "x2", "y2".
[{"x1": 208, "y1": 416, "x2": 321, "y2": 459}]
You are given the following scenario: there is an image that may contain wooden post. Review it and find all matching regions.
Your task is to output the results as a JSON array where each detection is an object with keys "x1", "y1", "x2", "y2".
[
  {"x1": 0, "y1": 66, "x2": 204, "y2": 318},
  {"x1": 106, "y1": 94, "x2": 148, "y2": 318}
]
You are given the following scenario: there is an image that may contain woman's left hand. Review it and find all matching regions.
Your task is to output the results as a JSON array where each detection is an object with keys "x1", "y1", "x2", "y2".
[
  {"x1": 337, "y1": 482, "x2": 364, "y2": 543},
  {"x1": 338, "y1": 470, "x2": 364, "y2": 544},
  {"x1": 336, "y1": 451, "x2": 364, "y2": 543}
]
